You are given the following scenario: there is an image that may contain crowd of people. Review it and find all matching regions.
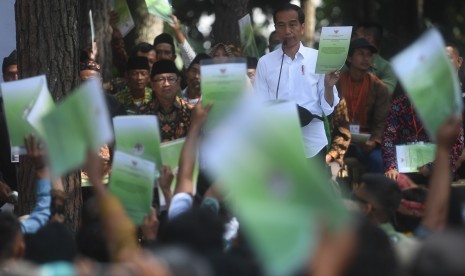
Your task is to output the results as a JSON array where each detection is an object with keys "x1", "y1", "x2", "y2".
[{"x1": 1, "y1": 2, "x2": 465, "y2": 275}]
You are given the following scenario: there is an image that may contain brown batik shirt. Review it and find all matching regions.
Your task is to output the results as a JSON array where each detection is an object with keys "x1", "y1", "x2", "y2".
[{"x1": 147, "y1": 96, "x2": 193, "y2": 142}]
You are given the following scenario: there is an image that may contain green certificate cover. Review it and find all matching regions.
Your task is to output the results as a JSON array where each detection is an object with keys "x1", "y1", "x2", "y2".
[
  {"x1": 200, "y1": 59, "x2": 247, "y2": 129},
  {"x1": 238, "y1": 14, "x2": 259, "y2": 58},
  {"x1": 145, "y1": 0, "x2": 174, "y2": 24},
  {"x1": 396, "y1": 143, "x2": 436, "y2": 173},
  {"x1": 0, "y1": 75, "x2": 54, "y2": 155},
  {"x1": 41, "y1": 78, "x2": 114, "y2": 176},
  {"x1": 114, "y1": 0, "x2": 135, "y2": 37},
  {"x1": 158, "y1": 138, "x2": 199, "y2": 207},
  {"x1": 315, "y1": 26, "x2": 352, "y2": 74},
  {"x1": 391, "y1": 28, "x2": 463, "y2": 138},
  {"x1": 160, "y1": 138, "x2": 185, "y2": 170},
  {"x1": 203, "y1": 100, "x2": 347, "y2": 275},
  {"x1": 109, "y1": 151, "x2": 157, "y2": 225},
  {"x1": 113, "y1": 115, "x2": 162, "y2": 172}
]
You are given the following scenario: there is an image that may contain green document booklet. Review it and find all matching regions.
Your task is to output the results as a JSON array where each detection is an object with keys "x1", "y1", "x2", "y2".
[
  {"x1": 238, "y1": 14, "x2": 259, "y2": 58},
  {"x1": 111, "y1": 115, "x2": 162, "y2": 221},
  {"x1": 109, "y1": 151, "x2": 157, "y2": 225},
  {"x1": 315, "y1": 26, "x2": 352, "y2": 74},
  {"x1": 41, "y1": 78, "x2": 113, "y2": 176},
  {"x1": 158, "y1": 138, "x2": 199, "y2": 207},
  {"x1": 145, "y1": 0, "x2": 174, "y2": 24},
  {"x1": 160, "y1": 138, "x2": 185, "y2": 170},
  {"x1": 203, "y1": 100, "x2": 348, "y2": 276},
  {"x1": 396, "y1": 143, "x2": 436, "y2": 173},
  {"x1": 200, "y1": 58, "x2": 247, "y2": 129},
  {"x1": 113, "y1": 115, "x2": 162, "y2": 169},
  {"x1": 391, "y1": 28, "x2": 463, "y2": 138},
  {"x1": 114, "y1": 0, "x2": 135, "y2": 37},
  {"x1": 0, "y1": 75, "x2": 54, "y2": 155}
]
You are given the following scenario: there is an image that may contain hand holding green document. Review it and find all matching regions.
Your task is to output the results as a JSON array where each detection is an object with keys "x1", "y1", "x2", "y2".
[
  {"x1": 391, "y1": 28, "x2": 463, "y2": 138},
  {"x1": 203, "y1": 99, "x2": 348, "y2": 276},
  {"x1": 396, "y1": 143, "x2": 436, "y2": 173},
  {"x1": 41, "y1": 78, "x2": 113, "y2": 176},
  {"x1": 315, "y1": 26, "x2": 352, "y2": 74},
  {"x1": 145, "y1": 0, "x2": 174, "y2": 24},
  {"x1": 113, "y1": 115, "x2": 162, "y2": 168},
  {"x1": 0, "y1": 75, "x2": 54, "y2": 155},
  {"x1": 200, "y1": 58, "x2": 247, "y2": 129},
  {"x1": 109, "y1": 151, "x2": 157, "y2": 225},
  {"x1": 114, "y1": 0, "x2": 135, "y2": 37},
  {"x1": 110, "y1": 115, "x2": 162, "y2": 223},
  {"x1": 238, "y1": 14, "x2": 259, "y2": 58},
  {"x1": 158, "y1": 138, "x2": 199, "y2": 207}
]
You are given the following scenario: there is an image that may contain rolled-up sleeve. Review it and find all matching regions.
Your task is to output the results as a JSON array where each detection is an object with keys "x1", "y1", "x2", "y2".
[
  {"x1": 21, "y1": 179, "x2": 51, "y2": 234},
  {"x1": 318, "y1": 74, "x2": 339, "y2": 116}
]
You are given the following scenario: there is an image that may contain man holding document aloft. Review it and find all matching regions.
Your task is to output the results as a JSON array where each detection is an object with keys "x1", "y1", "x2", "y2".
[{"x1": 254, "y1": 3, "x2": 340, "y2": 164}]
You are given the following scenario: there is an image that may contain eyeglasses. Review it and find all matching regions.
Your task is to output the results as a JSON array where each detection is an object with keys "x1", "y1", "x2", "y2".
[{"x1": 153, "y1": 77, "x2": 178, "y2": 84}]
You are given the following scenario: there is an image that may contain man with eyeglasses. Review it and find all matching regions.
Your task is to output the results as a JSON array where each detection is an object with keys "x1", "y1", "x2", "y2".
[
  {"x1": 148, "y1": 59, "x2": 192, "y2": 142},
  {"x1": 115, "y1": 56, "x2": 153, "y2": 114}
]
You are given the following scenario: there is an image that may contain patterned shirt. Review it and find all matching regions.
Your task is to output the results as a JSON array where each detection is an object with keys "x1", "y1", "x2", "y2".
[
  {"x1": 327, "y1": 98, "x2": 351, "y2": 163},
  {"x1": 147, "y1": 96, "x2": 193, "y2": 142},
  {"x1": 382, "y1": 95, "x2": 464, "y2": 173},
  {"x1": 115, "y1": 86, "x2": 153, "y2": 115}
]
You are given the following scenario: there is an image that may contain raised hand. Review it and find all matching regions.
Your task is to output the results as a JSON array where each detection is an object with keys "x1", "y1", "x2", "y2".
[
  {"x1": 24, "y1": 135, "x2": 48, "y2": 179},
  {"x1": 159, "y1": 165, "x2": 174, "y2": 191},
  {"x1": 141, "y1": 207, "x2": 159, "y2": 242},
  {"x1": 191, "y1": 102, "x2": 213, "y2": 129},
  {"x1": 324, "y1": 71, "x2": 340, "y2": 88}
]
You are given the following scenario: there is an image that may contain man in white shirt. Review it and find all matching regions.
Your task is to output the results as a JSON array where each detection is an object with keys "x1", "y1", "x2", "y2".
[{"x1": 254, "y1": 3, "x2": 340, "y2": 161}]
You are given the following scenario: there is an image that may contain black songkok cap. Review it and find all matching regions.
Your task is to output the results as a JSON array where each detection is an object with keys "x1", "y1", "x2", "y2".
[
  {"x1": 188, "y1": 53, "x2": 211, "y2": 71},
  {"x1": 153, "y1": 33, "x2": 175, "y2": 52},
  {"x1": 2, "y1": 50, "x2": 17, "y2": 75},
  {"x1": 246, "y1": 56, "x2": 258, "y2": 69},
  {"x1": 126, "y1": 56, "x2": 150, "y2": 72},
  {"x1": 151, "y1": 59, "x2": 180, "y2": 78}
]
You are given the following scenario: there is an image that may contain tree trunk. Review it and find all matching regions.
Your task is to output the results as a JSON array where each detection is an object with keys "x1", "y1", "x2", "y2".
[
  {"x1": 212, "y1": 0, "x2": 249, "y2": 47},
  {"x1": 302, "y1": 0, "x2": 316, "y2": 47},
  {"x1": 80, "y1": 0, "x2": 113, "y2": 82},
  {"x1": 15, "y1": 0, "x2": 83, "y2": 232},
  {"x1": 126, "y1": 0, "x2": 163, "y2": 50}
]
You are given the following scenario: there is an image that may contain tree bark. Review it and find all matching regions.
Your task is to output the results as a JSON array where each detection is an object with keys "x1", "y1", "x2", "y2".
[
  {"x1": 126, "y1": 0, "x2": 163, "y2": 50},
  {"x1": 212, "y1": 0, "x2": 249, "y2": 47},
  {"x1": 80, "y1": 0, "x2": 113, "y2": 82},
  {"x1": 15, "y1": 0, "x2": 82, "y2": 232},
  {"x1": 302, "y1": 0, "x2": 316, "y2": 47}
]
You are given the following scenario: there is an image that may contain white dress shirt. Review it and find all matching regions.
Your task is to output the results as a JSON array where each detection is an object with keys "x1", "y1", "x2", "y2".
[{"x1": 254, "y1": 43, "x2": 339, "y2": 157}]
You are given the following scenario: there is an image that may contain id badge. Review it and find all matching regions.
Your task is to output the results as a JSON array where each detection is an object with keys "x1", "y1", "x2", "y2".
[
  {"x1": 349, "y1": 122, "x2": 360, "y2": 134},
  {"x1": 11, "y1": 153, "x2": 19, "y2": 163}
]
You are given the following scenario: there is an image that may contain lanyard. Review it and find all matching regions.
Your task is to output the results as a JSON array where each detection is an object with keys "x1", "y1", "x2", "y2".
[
  {"x1": 347, "y1": 76, "x2": 367, "y2": 121},
  {"x1": 410, "y1": 105, "x2": 423, "y2": 141}
]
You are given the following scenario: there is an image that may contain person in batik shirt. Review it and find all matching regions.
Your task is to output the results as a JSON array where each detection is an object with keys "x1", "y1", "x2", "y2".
[
  {"x1": 149, "y1": 60, "x2": 192, "y2": 142},
  {"x1": 382, "y1": 86, "x2": 463, "y2": 182},
  {"x1": 115, "y1": 56, "x2": 153, "y2": 115}
]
